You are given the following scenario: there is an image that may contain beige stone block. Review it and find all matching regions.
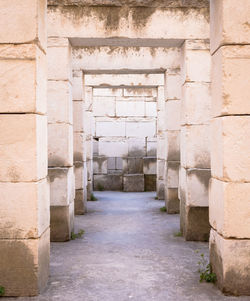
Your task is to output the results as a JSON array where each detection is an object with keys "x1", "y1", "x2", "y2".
[
  {"x1": 126, "y1": 121, "x2": 156, "y2": 138},
  {"x1": 86, "y1": 138, "x2": 93, "y2": 161},
  {"x1": 0, "y1": 45, "x2": 46, "y2": 114},
  {"x1": 99, "y1": 138, "x2": 128, "y2": 157},
  {"x1": 211, "y1": 116, "x2": 250, "y2": 182},
  {"x1": 165, "y1": 188, "x2": 180, "y2": 214},
  {"x1": 93, "y1": 87, "x2": 122, "y2": 97},
  {"x1": 124, "y1": 87, "x2": 157, "y2": 97},
  {"x1": 143, "y1": 157, "x2": 157, "y2": 175},
  {"x1": 210, "y1": 0, "x2": 250, "y2": 54},
  {"x1": 165, "y1": 100, "x2": 181, "y2": 131},
  {"x1": 49, "y1": 167, "x2": 75, "y2": 206},
  {"x1": 180, "y1": 125, "x2": 210, "y2": 169},
  {"x1": 93, "y1": 96, "x2": 115, "y2": 117},
  {"x1": 209, "y1": 178, "x2": 250, "y2": 239},
  {"x1": 211, "y1": 45, "x2": 250, "y2": 117},
  {"x1": 73, "y1": 132, "x2": 86, "y2": 162},
  {"x1": 48, "y1": 80, "x2": 73, "y2": 124},
  {"x1": 87, "y1": 159, "x2": 93, "y2": 182},
  {"x1": 166, "y1": 161, "x2": 179, "y2": 188},
  {"x1": 73, "y1": 100, "x2": 84, "y2": 132},
  {"x1": 85, "y1": 86, "x2": 93, "y2": 111},
  {"x1": 0, "y1": 114, "x2": 47, "y2": 182},
  {"x1": 157, "y1": 110, "x2": 166, "y2": 133},
  {"x1": 210, "y1": 229, "x2": 250, "y2": 295},
  {"x1": 48, "y1": 39, "x2": 72, "y2": 81},
  {"x1": 145, "y1": 102, "x2": 157, "y2": 117},
  {"x1": 157, "y1": 179, "x2": 165, "y2": 200},
  {"x1": 74, "y1": 189, "x2": 87, "y2": 215},
  {"x1": 93, "y1": 174, "x2": 122, "y2": 191},
  {"x1": 72, "y1": 72, "x2": 83, "y2": 101},
  {"x1": 0, "y1": 179, "x2": 49, "y2": 239},
  {"x1": 0, "y1": 0, "x2": 47, "y2": 49},
  {"x1": 128, "y1": 138, "x2": 146, "y2": 157},
  {"x1": 181, "y1": 82, "x2": 211, "y2": 125},
  {"x1": 124, "y1": 174, "x2": 144, "y2": 192},
  {"x1": 50, "y1": 202, "x2": 74, "y2": 242},
  {"x1": 116, "y1": 101, "x2": 145, "y2": 117},
  {"x1": 84, "y1": 111, "x2": 94, "y2": 136},
  {"x1": 146, "y1": 139, "x2": 157, "y2": 157},
  {"x1": 96, "y1": 121, "x2": 126, "y2": 137},
  {"x1": 157, "y1": 135, "x2": 166, "y2": 160},
  {"x1": 181, "y1": 41, "x2": 211, "y2": 84},
  {"x1": 157, "y1": 86, "x2": 165, "y2": 111},
  {"x1": 75, "y1": 162, "x2": 84, "y2": 190},
  {"x1": 166, "y1": 72, "x2": 181, "y2": 100},
  {"x1": 0, "y1": 228, "x2": 49, "y2": 296},
  {"x1": 165, "y1": 130, "x2": 180, "y2": 161},
  {"x1": 157, "y1": 159, "x2": 165, "y2": 181},
  {"x1": 48, "y1": 123, "x2": 73, "y2": 167}
]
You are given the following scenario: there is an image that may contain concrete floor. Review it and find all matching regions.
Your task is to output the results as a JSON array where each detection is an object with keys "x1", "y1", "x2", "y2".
[{"x1": 6, "y1": 192, "x2": 249, "y2": 301}]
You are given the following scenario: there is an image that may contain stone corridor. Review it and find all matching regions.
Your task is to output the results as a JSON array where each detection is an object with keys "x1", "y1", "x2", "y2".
[{"x1": 4, "y1": 192, "x2": 248, "y2": 301}]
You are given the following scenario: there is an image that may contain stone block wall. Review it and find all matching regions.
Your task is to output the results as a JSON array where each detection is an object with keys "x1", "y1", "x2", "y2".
[
  {"x1": 47, "y1": 37, "x2": 75, "y2": 241},
  {"x1": 209, "y1": 0, "x2": 250, "y2": 295},
  {"x1": 0, "y1": 0, "x2": 50, "y2": 296},
  {"x1": 73, "y1": 70, "x2": 87, "y2": 214},
  {"x1": 89, "y1": 85, "x2": 158, "y2": 192}
]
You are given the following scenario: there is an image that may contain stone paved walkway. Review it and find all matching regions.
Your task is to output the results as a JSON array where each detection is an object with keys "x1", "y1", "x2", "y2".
[{"x1": 5, "y1": 192, "x2": 249, "y2": 301}]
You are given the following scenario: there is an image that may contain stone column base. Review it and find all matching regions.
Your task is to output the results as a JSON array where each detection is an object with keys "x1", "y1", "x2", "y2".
[
  {"x1": 157, "y1": 180, "x2": 165, "y2": 200},
  {"x1": 0, "y1": 228, "x2": 50, "y2": 296},
  {"x1": 210, "y1": 229, "x2": 250, "y2": 296},
  {"x1": 165, "y1": 188, "x2": 180, "y2": 214},
  {"x1": 50, "y1": 202, "x2": 74, "y2": 242},
  {"x1": 180, "y1": 201, "x2": 210, "y2": 241},
  {"x1": 75, "y1": 189, "x2": 87, "y2": 215}
]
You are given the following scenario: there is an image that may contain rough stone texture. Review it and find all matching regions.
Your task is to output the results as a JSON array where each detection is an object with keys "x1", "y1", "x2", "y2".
[
  {"x1": 0, "y1": 228, "x2": 50, "y2": 297},
  {"x1": 210, "y1": 229, "x2": 250, "y2": 296},
  {"x1": 144, "y1": 174, "x2": 156, "y2": 192},
  {"x1": 165, "y1": 188, "x2": 180, "y2": 214},
  {"x1": 74, "y1": 189, "x2": 87, "y2": 214},
  {"x1": 94, "y1": 174, "x2": 123, "y2": 191},
  {"x1": 48, "y1": 0, "x2": 209, "y2": 8},
  {"x1": 123, "y1": 174, "x2": 144, "y2": 192},
  {"x1": 180, "y1": 203, "x2": 210, "y2": 241},
  {"x1": 6, "y1": 192, "x2": 249, "y2": 301},
  {"x1": 50, "y1": 202, "x2": 74, "y2": 242}
]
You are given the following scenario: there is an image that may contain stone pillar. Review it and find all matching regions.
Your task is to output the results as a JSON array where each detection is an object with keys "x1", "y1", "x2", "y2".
[
  {"x1": 47, "y1": 38, "x2": 74, "y2": 241},
  {"x1": 164, "y1": 68, "x2": 181, "y2": 213},
  {"x1": 156, "y1": 86, "x2": 166, "y2": 199},
  {"x1": 73, "y1": 70, "x2": 87, "y2": 214},
  {"x1": 0, "y1": 0, "x2": 49, "y2": 296},
  {"x1": 85, "y1": 87, "x2": 94, "y2": 200},
  {"x1": 180, "y1": 40, "x2": 211, "y2": 241},
  {"x1": 209, "y1": 0, "x2": 250, "y2": 295}
]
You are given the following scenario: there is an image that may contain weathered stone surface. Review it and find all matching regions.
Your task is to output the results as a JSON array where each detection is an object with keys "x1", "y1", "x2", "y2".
[
  {"x1": 165, "y1": 130, "x2": 180, "y2": 161},
  {"x1": 48, "y1": 38, "x2": 72, "y2": 82},
  {"x1": 96, "y1": 121, "x2": 126, "y2": 137},
  {"x1": 75, "y1": 189, "x2": 87, "y2": 215},
  {"x1": 0, "y1": 45, "x2": 46, "y2": 114},
  {"x1": 180, "y1": 201, "x2": 210, "y2": 241},
  {"x1": 166, "y1": 161, "x2": 179, "y2": 188},
  {"x1": 49, "y1": 167, "x2": 75, "y2": 206},
  {"x1": 74, "y1": 132, "x2": 86, "y2": 162},
  {"x1": 73, "y1": 101, "x2": 85, "y2": 132},
  {"x1": 180, "y1": 125, "x2": 210, "y2": 169},
  {"x1": 211, "y1": 45, "x2": 250, "y2": 117},
  {"x1": 48, "y1": 0, "x2": 209, "y2": 8},
  {"x1": 143, "y1": 157, "x2": 157, "y2": 175},
  {"x1": 144, "y1": 175, "x2": 156, "y2": 191},
  {"x1": 93, "y1": 97, "x2": 116, "y2": 117},
  {"x1": 210, "y1": 0, "x2": 250, "y2": 54},
  {"x1": 211, "y1": 116, "x2": 250, "y2": 182},
  {"x1": 165, "y1": 188, "x2": 180, "y2": 214},
  {"x1": 0, "y1": 114, "x2": 47, "y2": 182},
  {"x1": 94, "y1": 174, "x2": 123, "y2": 191},
  {"x1": 50, "y1": 202, "x2": 74, "y2": 242},
  {"x1": 48, "y1": 80, "x2": 73, "y2": 124},
  {"x1": 209, "y1": 178, "x2": 250, "y2": 239},
  {"x1": 210, "y1": 229, "x2": 250, "y2": 295},
  {"x1": 116, "y1": 101, "x2": 144, "y2": 117},
  {"x1": 156, "y1": 179, "x2": 165, "y2": 199},
  {"x1": 126, "y1": 121, "x2": 156, "y2": 138},
  {"x1": 181, "y1": 82, "x2": 211, "y2": 125},
  {"x1": 0, "y1": 0, "x2": 47, "y2": 48},
  {"x1": 93, "y1": 156, "x2": 108, "y2": 174},
  {"x1": 72, "y1": 71, "x2": 83, "y2": 101},
  {"x1": 75, "y1": 162, "x2": 84, "y2": 189},
  {"x1": 128, "y1": 138, "x2": 146, "y2": 157},
  {"x1": 157, "y1": 159, "x2": 165, "y2": 181},
  {"x1": 0, "y1": 228, "x2": 49, "y2": 296},
  {"x1": 48, "y1": 123, "x2": 73, "y2": 167},
  {"x1": 123, "y1": 174, "x2": 144, "y2": 192},
  {"x1": 99, "y1": 138, "x2": 128, "y2": 157},
  {"x1": 165, "y1": 71, "x2": 181, "y2": 100},
  {"x1": 165, "y1": 100, "x2": 181, "y2": 130},
  {"x1": 0, "y1": 179, "x2": 49, "y2": 239},
  {"x1": 127, "y1": 158, "x2": 143, "y2": 174}
]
